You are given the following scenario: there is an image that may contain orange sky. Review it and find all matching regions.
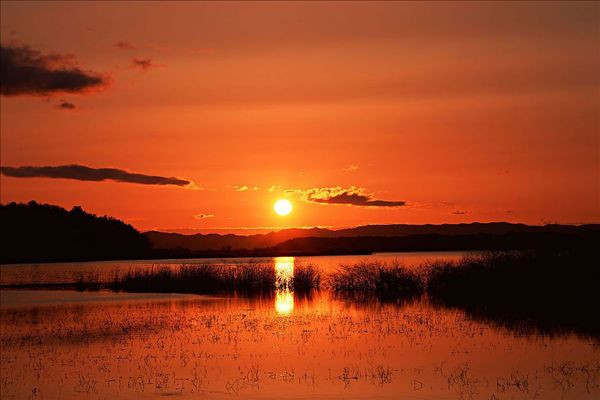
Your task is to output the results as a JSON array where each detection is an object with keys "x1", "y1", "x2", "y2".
[{"x1": 1, "y1": 1, "x2": 598, "y2": 233}]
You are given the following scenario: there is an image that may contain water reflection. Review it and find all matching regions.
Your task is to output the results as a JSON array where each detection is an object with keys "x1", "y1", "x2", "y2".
[
  {"x1": 2, "y1": 290, "x2": 598, "y2": 400},
  {"x1": 274, "y1": 257, "x2": 294, "y2": 315}
]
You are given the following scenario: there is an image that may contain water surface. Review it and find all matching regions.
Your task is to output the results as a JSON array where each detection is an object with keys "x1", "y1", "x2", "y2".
[
  {"x1": 1, "y1": 254, "x2": 599, "y2": 399},
  {"x1": 0, "y1": 251, "x2": 468, "y2": 285}
]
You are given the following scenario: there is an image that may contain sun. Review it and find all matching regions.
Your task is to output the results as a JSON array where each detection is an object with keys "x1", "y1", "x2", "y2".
[{"x1": 273, "y1": 199, "x2": 293, "y2": 216}]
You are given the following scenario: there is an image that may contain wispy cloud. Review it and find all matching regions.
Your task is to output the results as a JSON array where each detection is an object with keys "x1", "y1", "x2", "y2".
[
  {"x1": 451, "y1": 210, "x2": 467, "y2": 215},
  {"x1": 56, "y1": 100, "x2": 76, "y2": 110},
  {"x1": 301, "y1": 186, "x2": 405, "y2": 207},
  {"x1": 342, "y1": 164, "x2": 359, "y2": 172},
  {"x1": 115, "y1": 41, "x2": 135, "y2": 50},
  {"x1": 131, "y1": 58, "x2": 162, "y2": 71},
  {"x1": 0, "y1": 164, "x2": 196, "y2": 188},
  {"x1": 232, "y1": 185, "x2": 258, "y2": 192},
  {"x1": 0, "y1": 43, "x2": 107, "y2": 96}
]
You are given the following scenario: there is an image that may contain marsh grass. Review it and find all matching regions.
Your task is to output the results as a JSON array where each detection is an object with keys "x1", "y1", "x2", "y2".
[
  {"x1": 75, "y1": 272, "x2": 102, "y2": 291},
  {"x1": 101, "y1": 262, "x2": 323, "y2": 295},
  {"x1": 425, "y1": 249, "x2": 600, "y2": 337},
  {"x1": 108, "y1": 264, "x2": 277, "y2": 294},
  {"x1": 291, "y1": 263, "x2": 322, "y2": 293},
  {"x1": 328, "y1": 261, "x2": 424, "y2": 301},
  {"x1": 324, "y1": 250, "x2": 599, "y2": 337}
]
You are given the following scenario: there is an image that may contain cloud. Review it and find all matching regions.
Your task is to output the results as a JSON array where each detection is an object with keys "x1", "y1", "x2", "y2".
[
  {"x1": 131, "y1": 58, "x2": 161, "y2": 71},
  {"x1": 0, "y1": 43, "x2": 106, "y2": 96},
  {"x1": 301, "y1": 186, "x2": 406, "y2": 207},
  {"x1": 451, "y1": 210, "x2": 467, "y2": 215},
  {"x1": 194, "y1": 214, "x2": 215, "y2": 219},
  {"x1": 233, "y1": 185, "x2": 258, "y2": 192},
  {"x1": 0, "y1": 164, "x2": 195, "y2": 188},
  {"x1": 115, "y1": 41, "x2": 134, "y2": 50},
  {"x1": 56, "y1": 100, "x2": 76, "y2": 110}
]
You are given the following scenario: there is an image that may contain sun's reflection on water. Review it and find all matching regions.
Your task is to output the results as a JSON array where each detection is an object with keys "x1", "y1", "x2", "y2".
[{"x1": 274, "y1": 257, "x2": 294, "y2": 315}]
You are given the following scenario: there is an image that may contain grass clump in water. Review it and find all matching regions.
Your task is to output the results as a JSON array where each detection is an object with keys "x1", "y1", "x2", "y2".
[
  {"x1": 424, "y1": 249, "x2": 600, "y2": 338},
  {"x1": 107, "y1": 262, "x2": 322, "y2": 295},
  {"x1": 328, "y1": 261, "x2": 423, "y2": 301},
  {"x1": 290, "y1": 263, "x2": 322, "y2": 293},
  {"x1": 110, "y1": 264, "x2": 276, "y2": 294}
]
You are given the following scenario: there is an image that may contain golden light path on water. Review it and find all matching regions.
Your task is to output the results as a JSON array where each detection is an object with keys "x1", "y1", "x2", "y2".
[{"x1": 274, "y1": 256, "x2": 294, "y2": 315}]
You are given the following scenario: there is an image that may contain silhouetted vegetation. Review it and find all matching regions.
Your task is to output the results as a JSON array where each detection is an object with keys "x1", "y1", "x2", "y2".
[
  {"x1": 324, "y1": 248, "x2": 599, "y2": 338},
  {"x1": 1, "y1": 201, "x2": 151, "y2": 263},
  {"x1": 109, "y1": 264, "x2": 276, "y2": 295},
  {"x1": 328, "y1": 261, "x2": 423, "y2": 302},
  {"x1": 290, "y1": 264, "x2": 322, "y2": 293},
  {"x1": 47, "y1": 263, "x2": 324, "y2": 296},
  {"x1": 425, "y1": 249, "x2": 600, "y2": 338}
]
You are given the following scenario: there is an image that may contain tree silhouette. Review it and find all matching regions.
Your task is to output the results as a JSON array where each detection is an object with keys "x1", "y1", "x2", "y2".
[{"x1": 1, "y1": 201, "x2": 151, "y2": 263}]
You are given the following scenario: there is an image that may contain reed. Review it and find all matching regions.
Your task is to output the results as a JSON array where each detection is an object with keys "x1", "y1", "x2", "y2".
[{"x1": 328, "y1": 261, "x2": 423, "y2": 301}]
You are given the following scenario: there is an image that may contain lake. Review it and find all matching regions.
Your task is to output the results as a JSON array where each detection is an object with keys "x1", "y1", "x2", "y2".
[
  {"x1": 0, "y1": 251, "x2": 468, "y2": 285},
  {"x1": 1, "y1": 252, "x2": 599, "y2": 399}
]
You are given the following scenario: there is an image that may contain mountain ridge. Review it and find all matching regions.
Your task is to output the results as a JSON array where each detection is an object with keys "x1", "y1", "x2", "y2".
[{"x1": 144, "y1": 222, "x2": 600, "y2": 252}]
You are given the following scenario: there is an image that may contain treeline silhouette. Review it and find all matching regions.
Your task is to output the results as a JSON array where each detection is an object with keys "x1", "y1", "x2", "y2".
[{"x1": 1, "y1": 201, "x2": 151, "y2": 263}]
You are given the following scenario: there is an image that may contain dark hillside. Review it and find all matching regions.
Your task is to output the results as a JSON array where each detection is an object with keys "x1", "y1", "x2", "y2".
[{"x1": 0, "y1": 201, "x2": 151, "y2": 263}]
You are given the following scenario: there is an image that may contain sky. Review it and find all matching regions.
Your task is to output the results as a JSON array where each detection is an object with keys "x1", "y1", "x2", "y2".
[{"x1": 1, "y1": 1, "x2": 598, "y2": 233}]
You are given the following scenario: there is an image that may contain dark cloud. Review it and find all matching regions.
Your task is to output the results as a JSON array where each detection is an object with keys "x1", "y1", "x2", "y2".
[
  {"x1": 1, "y1": 164, "x2": 194, "y2": 188},
  {"x1": 0, "y1": 43, "x2": 106, "y2": 96},
  {"x1": 56, "y1": 101, "x2": 76, "y2": 110},
  {"x1": 194, "y1": 214, "x2": 215, "y2": 219},
  {"x1": 115, "y1": 41, "x2": 135, "y2": 50},
  {"x1": 131, "y1": 58, "x2": 156, "y2": 70},
  {"x1": 302, "y1": 186, "x2": 405, "y2": 207}
]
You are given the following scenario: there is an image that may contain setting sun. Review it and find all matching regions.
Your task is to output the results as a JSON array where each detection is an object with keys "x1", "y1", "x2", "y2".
[{"x1": 273, "y1": 199, "x2": 293, "y2": 216}]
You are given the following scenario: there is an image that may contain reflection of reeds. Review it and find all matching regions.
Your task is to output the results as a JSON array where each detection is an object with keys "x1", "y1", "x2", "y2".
[
  {"x1": 75, "y1": 272, "x2": 101, "y2": 291},
  {"x1": 328, "y1": 261, "x2": 423, "y2": 301}
]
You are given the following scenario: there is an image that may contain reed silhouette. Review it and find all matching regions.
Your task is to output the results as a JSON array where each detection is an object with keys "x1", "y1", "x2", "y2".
[
  {"x1": 328, "y1": 261, "x2": 423, "y2": 301},
  {"x1": 102, "y1": 263, "x2": 321, "y2": 296},
  {"x1": 425, "y1": 249, "x2": 600, "y2": 338}
]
